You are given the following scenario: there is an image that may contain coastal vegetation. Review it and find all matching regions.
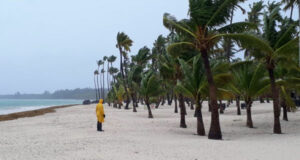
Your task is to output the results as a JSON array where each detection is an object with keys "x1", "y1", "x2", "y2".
[{"x1": 93, "y1": 0, "x2": 300, "y2": 140}]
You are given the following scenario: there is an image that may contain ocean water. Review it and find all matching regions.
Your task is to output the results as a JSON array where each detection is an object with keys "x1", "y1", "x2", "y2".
[{"x1": 0, "y1": 99, "x2": 82, "y2": 115}]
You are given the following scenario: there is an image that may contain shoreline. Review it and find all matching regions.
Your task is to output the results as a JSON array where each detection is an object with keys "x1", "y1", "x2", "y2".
[{"x1": 0, "y1": 104, "x2": 78, "y2": 122}]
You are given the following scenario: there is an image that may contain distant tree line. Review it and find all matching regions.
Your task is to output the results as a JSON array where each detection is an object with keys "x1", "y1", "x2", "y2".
[{"x1": 0, "y1": 88, "x2": 105, "y2": 100}]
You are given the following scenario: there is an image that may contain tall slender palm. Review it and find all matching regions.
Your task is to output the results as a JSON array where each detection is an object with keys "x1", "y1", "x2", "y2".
[
  {"x1": 225, "y1": 0, "x2": 246, "y2": 61},
  {"x1": 94, "y1": 70, "x2": 99, "y2": 100},
  {"x1": 244, "y1": 0, "x2": 265, "y2": 58},
  {"x1": 223, "y1": 3, "x2": 299, "y2": 133},
  {"x1": 163, "y1": 0, "x2": 255, "y2": 139},
  {"x1": 101, "y1": 68, "x2": 105, "y2": 100},
  {"x1": 104, "y1": 56, "x2": 109, "y2": 94},
  {"x1": 116, "y1": 32, "x2": 133, "y2": 109},
  {"x1": 102, "y1": 57, "x2": 106, "y2": 100},
  {"x1": 97, "y1": 60, "x2": 103, "y2": 99},
  {"x1": 230, "y1": 61, "x2": 269, "y2": 128}
]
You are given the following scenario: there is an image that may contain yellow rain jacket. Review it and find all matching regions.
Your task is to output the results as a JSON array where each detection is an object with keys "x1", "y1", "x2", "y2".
[{"x1": 96, "y1": 99, "x2": 105, "y2": 123}]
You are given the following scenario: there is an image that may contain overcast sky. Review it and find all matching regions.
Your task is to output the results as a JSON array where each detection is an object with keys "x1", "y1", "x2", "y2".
[{"x1": 0, "y1": 0, "x2": 298, "y2": 94}]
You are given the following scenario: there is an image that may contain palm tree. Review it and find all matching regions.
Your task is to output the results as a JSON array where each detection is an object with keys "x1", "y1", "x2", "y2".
[
  {"x1": 275, "y1": 63, "x2": 300, "y2": 121},
  {"x1": 223, "y1": 3, "x2": 299, "y2": 133},
  {"x1": 108, "y1": 55, "x2": 117, "y2": 85},
  {"x1": 282, "y1": 0, "x2": 300, "y2": 67},
  {"x1": 116, "y1": 32, "x2": 133, "y2": 109},
  {"x1": 100, "y1": 57, "x2": 106, "y2": 100},
  {"x1": 159, "y1": 51, "x2": 178, "y2": 113},
  {"x1": 130, "y1": 47, "x2": 152, "y2": 112},
  {"x1": 109, "y1": 67, "x2": 119, "y2": 84},
  {"x1": 94, "y1": 70, "x2": 99, "y2": 100},
  {"x1": 104, "y1": 56, "x2": 109, "y2": 93},
  {"x1": 139, "y1": 71, "x2": 164, "y2": 118},
  {"x1": 177, "y1": 55, "x2": 233, "y2": 135},
  {"x1": 230, "y1": 61, "x2": 269, "y2": 128},
  {"x1": 152, "y1": 35, "x2": 167, "y2": 70},
  {"x1": 163, "y1": 0, "x2": 255, "y2": 139},
  {"x1": 282, "y1": 0, "x2": 300, "y2": 20},
  {"x1": 113, "y1": 83, "x2": 125, "y2": 109},
  {"x1": 101, "y1": 68, "x2": 105, "y2": 100},
  {"x1": 97, "y1": 60, "x2": 103, "y2": 99},
  {"x1": 244, "y1": 0, "x2": 265, "y2": 58}
]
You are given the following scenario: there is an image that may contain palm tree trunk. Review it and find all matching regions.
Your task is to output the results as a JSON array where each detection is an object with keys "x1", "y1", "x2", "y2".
[
  {"x1": 219, "y1": 100, "x2": 224, "y2": 114},
  {"x1": 195, "y1": 97, "x2": 205, "y2": 136},
  {"x1": 178, "y1": 94, "x2": 187, "y2": 128},
  {"x1": 145, "y1": 97, "x2": 153, "y2": 118},
  {"x1": 96, "y1": 71, "x2": 101, "y2": 100},
  {"x1": 281, "y1": 98, "x2": 288, "y2": 121},
  {"x1": 167, "y1": 92, "x2": 173, "y2": 105},
  {"x1": 131, "y1": 93, "x2": 137, "y2": 112},
  {"x1": 246, "y1": 99, "x2": 253, "y2": 128},
  {"x1": 107, "y1": 62, "x2": 110, "y2": 92},
  {"x1": 259, "y1": 96, "x2": 265, "y2": 103},
  {"x1": 174, "y1": 94, "x2": 178, "y2": 113},
  {"x1": 266, "y1": 97, "x2": 270, "y2": 103},
  {"x1": 299, "y1": 5, "x2": 300, "y2": 67},
  {"x1": 268, "y1": 68, "x2": 282, "y2": 134},
  {"x1": 102, "y1": 65, "x2": 105, "y2": 100},
  {"x1": 201, "y1": 50, "x2": 222, "y2": 140},
  {"x1": 289, "y1": 5, "x2": 294, "y2": 21},
  {"x1": 155, "y1": 99, "x2": 160, "y2": 109},
  {"x1": 94, "y1": 76, "x2": 98, "y2": 100},
  {"x1": 191, "y1": 100, "x2": 194, "y2": 110},
  {"x1": 161, "y1": 96, "x2": 166, "y2": 106},
  {"x1": 236, "y1": 96, "x2": 241, "y2": 115}
]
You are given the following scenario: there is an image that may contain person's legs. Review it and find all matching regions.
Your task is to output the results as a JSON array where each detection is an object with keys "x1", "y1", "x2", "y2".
[
  {"x1": 97, "y1": 121, "x2": 101, "y2": 131},
  {"x1": 99, "y1": 122, "x2": 103, "y2": 131}
]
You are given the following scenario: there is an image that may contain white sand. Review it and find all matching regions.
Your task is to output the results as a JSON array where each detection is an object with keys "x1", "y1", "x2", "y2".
[{"x1": 0, "y1": 101, "x2": 300, "y2": 160}]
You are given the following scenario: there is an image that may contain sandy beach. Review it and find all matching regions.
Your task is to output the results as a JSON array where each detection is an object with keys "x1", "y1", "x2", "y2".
[{"x1": 0, "y1": 101, "x2": 300, "y2": 160}]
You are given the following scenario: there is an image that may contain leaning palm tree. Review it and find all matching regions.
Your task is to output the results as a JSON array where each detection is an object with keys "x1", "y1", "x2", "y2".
[
  {"x1": 163, "y1": 0, "x2": 256, "y2": 139},
  {"x1": 222, "y1": 3, "x2": 299, "y2": 133},
  {"x1": 230, "y1": 61, "x2": 269, "y2": 128},
  {"x1": 139, "y1": 71, "x2": 164, "y2": 118},
  {"x1": 116, "y1": 32, "x2": 133, "y2": 109}
]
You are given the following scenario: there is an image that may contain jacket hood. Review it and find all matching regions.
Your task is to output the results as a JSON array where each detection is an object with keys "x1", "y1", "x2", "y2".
[{"x1": 99, "y1": 99, "x2": 103, "y2": 104}]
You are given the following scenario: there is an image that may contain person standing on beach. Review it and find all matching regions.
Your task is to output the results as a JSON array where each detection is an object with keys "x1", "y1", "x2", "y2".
[{"x1": 96, "y1": 99, "x2": 105, "y2": 132}]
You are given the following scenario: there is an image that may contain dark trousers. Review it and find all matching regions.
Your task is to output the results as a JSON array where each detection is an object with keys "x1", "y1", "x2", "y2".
[{"x1": 97, "y1": 121, "x2": 102, "y2": 131}]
